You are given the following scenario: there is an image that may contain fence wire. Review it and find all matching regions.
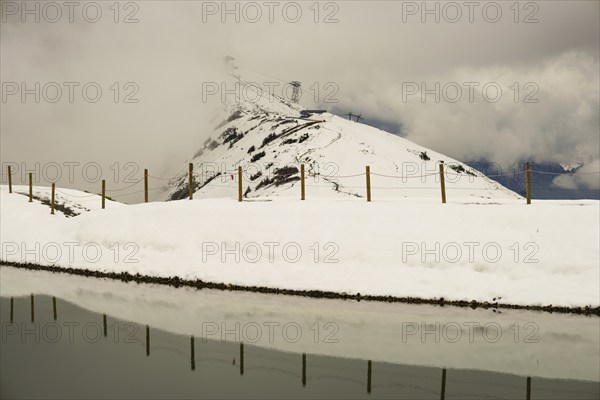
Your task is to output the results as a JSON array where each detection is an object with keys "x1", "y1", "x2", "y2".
[{"x1": 5, "y1": 163, "x2": 599, "y2": 205}]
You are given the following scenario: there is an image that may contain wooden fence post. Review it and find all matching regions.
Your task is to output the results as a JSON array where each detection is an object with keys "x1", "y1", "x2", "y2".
[
  {"x1": 51, "y1": 183, "x2": 55, "y2": 215},
  {"x1": 189, "y1": 163, "x2": 194, "y2": 200},
  {"x1": 102, "y1": 180, "x2": 106, "y2": 209},
  {"x1": 439, "y1": 161, "x2": 446, "y2": 204},
  {"x1": 526, "y1": 162, "x2": 531, "y2": 205},
  {"x1": 103, "y1": 314, "x2": 107, "y2": 337},
  {"x1": 52, "y1": 296, "x2": 57, "y2": 320},
  {"x1": 28, "y1": 173, "x2": 33, "y2": 202},
  {"x1": 238, "y1": 166, "x2": 243, "y2": 202},
  {"x1": 301, "y1": 164, "x2": 305, "y2": 200},
  {"x1": 526, "y1": 377, "x2": 531, "y2": 400},
  {"x1": 7, "y1": 166, "x2": 12, "y2": 193},
  {"x1": 10, "y1": 297, "x2": 14, "y2": 323},
  {"x1": 366, "y1": 166, "x2": 371, "y2": 202},
  {"x1": 144, "y1": 169, "x2": 149, "y2": 203}
]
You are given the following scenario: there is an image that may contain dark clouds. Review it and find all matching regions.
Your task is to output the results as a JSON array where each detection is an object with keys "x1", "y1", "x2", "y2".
[{"x1": 1, "y1": 0, "x2": 598, "y2": 195}]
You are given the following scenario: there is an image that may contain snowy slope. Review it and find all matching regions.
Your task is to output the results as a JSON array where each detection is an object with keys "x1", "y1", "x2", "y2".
[
  {"x1": 6, "y1": 184, "x2": 123, "y2": 217},
  {"x1": 162, "y1": 79, "x2": 520, "y2": 201},
  {"x1": 2, "y1": 185, "x2": 598, "y2": 308}
]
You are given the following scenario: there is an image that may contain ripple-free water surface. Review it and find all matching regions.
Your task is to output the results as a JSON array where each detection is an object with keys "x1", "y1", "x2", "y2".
[{"x1": 0, "y1": 267, "x2": 598, "y2": 399}]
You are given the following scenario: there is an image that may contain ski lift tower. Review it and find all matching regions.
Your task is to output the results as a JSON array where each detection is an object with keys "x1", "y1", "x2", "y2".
[{"x1": 289, "y1": 81, "x2": 301, "y2": 103}]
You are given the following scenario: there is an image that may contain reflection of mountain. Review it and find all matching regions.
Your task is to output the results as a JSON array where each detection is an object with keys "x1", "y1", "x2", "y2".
[{"x1": 466, "y1": 161, "x2": 599, "y2": 200}]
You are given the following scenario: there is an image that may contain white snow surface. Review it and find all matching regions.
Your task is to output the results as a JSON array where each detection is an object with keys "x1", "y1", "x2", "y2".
[
  {"x1": 1, "y1": 78, "x2": 597, "y2": 308},
  {"x1": 1, "y1": 185, "x2": 598, "y2": 308}
]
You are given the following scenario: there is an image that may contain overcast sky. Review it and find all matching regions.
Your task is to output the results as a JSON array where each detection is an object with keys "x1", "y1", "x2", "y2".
[{"x1": 1, "y1": 0, "x2": 599, "y2": 196}]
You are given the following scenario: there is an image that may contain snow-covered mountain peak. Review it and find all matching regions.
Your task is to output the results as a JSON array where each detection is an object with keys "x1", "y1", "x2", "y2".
[
  {"x1": 163, "y1": 72, "x2": 521, "y2": 202},
  {"x1": 217, "y1": 70, "x2": 305, "y2": 122}
]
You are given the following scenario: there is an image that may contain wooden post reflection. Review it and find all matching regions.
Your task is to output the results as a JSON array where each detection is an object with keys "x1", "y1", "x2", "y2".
[
  {"x1": 302, "y1": 353, "x2": 306, "y2": 387},
  {"x1": 367, "y1": 360, "x2": 372, "y2": 394},
  {"x1": 146, "y1": 325, "x2": 150, "y2": 356},
  {"x1": 440, "y1": 368, "x2": 447, "y2": 400},
  {"x1": 240, "y1": 343, "x2": 244, "y2": 375},
  {"x1": 191, "y1": 335, "x2": 196, "y2": 371}
]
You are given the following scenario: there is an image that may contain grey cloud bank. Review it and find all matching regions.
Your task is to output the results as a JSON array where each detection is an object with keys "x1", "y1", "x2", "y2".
[{"x1": 1, "y1": 0, "x2": 598, "y2": 196}]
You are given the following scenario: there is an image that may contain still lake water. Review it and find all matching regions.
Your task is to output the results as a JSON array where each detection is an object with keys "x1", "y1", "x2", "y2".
[{"x1": 1, "y1": 266, "x2": 598, "y2": 399}]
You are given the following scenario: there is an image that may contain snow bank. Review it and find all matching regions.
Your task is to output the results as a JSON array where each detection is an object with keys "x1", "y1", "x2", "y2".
[{"x1": 1, "y1": 185, "x2": 598, "y2": 308}]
